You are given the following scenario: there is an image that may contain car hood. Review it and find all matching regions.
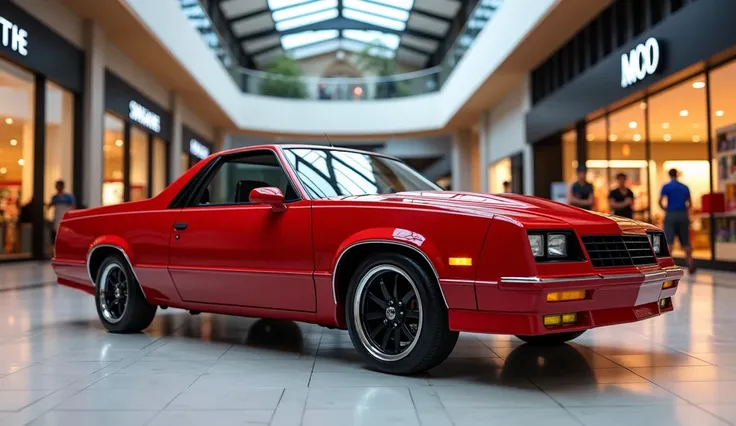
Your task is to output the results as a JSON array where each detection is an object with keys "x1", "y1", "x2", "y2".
[{"x1": 344, "y1": 191, "x2": 656, "y2": 235}]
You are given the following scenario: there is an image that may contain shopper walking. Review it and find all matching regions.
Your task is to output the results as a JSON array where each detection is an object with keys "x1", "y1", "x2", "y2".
[
  {"x1": 659, "y1": 168, "x2": 695, "y2": 274},
  {"x1": 49, "y1": 180, "x2": 75, "y2": 244},
  {"x1": 568, "y1": 165, "x2": 595, "y2": 210},
  {"x1": 608, "y1": 173, "x2": 635, "y2": 218}
]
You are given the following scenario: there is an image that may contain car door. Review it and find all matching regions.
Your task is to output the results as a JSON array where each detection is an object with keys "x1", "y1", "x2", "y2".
[{"x1": 167, "y1": 149, "x2": 316, "y2": 312}]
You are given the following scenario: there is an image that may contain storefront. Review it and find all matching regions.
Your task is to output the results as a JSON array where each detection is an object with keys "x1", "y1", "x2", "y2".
[
  {"x1": 103, "y1": 71, "x2": 171, "y2": 205},
  {"x1": 181, "y1": 126, "x2": 213, "y2": 172},
  {"x1": 488, "y1": 152, "x2": 524, "y2": 194},
  {"x1": 526, "y1": 0, "x2": 736, "y2": 267},
  {"x1": 0, "y1": 1, "x2": 84, "y2": 261}
]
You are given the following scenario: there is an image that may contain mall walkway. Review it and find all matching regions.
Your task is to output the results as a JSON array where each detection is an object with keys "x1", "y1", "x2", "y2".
[{"x1": 0, "y1": 265, "x2": 736, "y2": 425}]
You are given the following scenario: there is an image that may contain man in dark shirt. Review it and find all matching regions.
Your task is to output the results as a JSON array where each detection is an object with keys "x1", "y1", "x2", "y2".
[
  {"x1": 608, "y1": 173, "x2": 635, "y2": 218},
  {"x1": 568, "y1": 165, "x2": 595, "y2": 210}
]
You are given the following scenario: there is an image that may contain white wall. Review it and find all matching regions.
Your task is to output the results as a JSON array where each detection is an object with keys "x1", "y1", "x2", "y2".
[
  {"x1": 182, "y1": 103, "x2": 216, "y2": 142},
  {"x1": 122, "y1": 0, "x2": 559, "y2": 136},
  {"x1": 12, "y1": 0, "x2": 84, "y2": 48},
  {"x1": 483, "y1": 75, "x2": 534, "y2": 195}
]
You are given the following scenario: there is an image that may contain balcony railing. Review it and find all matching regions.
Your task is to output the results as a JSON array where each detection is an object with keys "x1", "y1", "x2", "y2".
[{"x1": 180, "y1": 0, "x2": 503, "y2": 101}]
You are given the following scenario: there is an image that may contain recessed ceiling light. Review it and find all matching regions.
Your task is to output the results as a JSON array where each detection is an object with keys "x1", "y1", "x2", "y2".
[
  {"x1": 662, "y1": 122, "x2": 670, "y2": 129},
  {"x1": 115, "y1": 139, "x2": 123, "y2": 147},
  {"x1": 716, "y1": 110, "x2": 725, "y2": 117},
  {"x1": 629, "y1": 121, "x2": 638, "y2": 129},
  {"x1": 663, "y1": 134, "x2": 672, "y2": 142},
  {"x1": 640, "y1": 102, "x2": 647, "y2": 110},
  {"x1": 692, "y1": 81, "x2": 706, "y2": 89},
  {"x1": 18, "y1": 158, "x2": 24, "y2": 166},
  {"x1": 692, "y1": 135, "x2": 701, "y2": 142},
  {"x1": 586, "y1": 133, "x2": 595, "y2": 142},
  {"x1": 10, "y1": 139, "x2": 17, "y2": 146},
  {"x1": 0, "y1": 167, "x2": 6, "y2": 174},
  {"x1": 5, "y1": 118, "x2": 12, "y2": 125},
  {"x1": 680, "y1": 110, "x2": 689, "y2": 117},
  {"x1": 633, "y1": 134, "x2": 642, "y2": 142},
  {"x1": 609, "y1": 134, "x2": 618, "y2": 142}
]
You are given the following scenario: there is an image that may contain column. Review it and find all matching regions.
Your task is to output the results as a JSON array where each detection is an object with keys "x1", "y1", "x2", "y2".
[
  {"x1": 451, "y1": 129, "x2": 473, "y2": 192},
  {"x1": 169, "y1": 92, "x2": 183, "y2": 181},
  {"x1": 82, "y1": 20, "x2": 106, "y2": 208},
  {"x1": 478, "y1": 111, "x2": 490, "y2": 193}
]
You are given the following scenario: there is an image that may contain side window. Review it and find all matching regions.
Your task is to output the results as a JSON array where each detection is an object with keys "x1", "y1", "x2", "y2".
[{"x1": 190, "y1": 151, "x2": 299, "y2": 206}]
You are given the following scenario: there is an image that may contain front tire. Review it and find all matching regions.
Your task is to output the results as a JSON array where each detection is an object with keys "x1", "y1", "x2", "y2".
[
  {"x1": 346, "y1": 254, "x2": 458, "y2": 375},
  {"x1": 515, "y1": 330, "x2": 585, "y2": 345},
  {"x1": 95, "y1": 255, "x2": 156, "y2": 333}
]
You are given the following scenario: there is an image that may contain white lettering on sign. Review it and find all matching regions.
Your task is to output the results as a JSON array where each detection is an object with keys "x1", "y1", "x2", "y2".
[
  {"x1": 0, "y1": 16, "x2": 28, "y2": 56},
  {"x1": 128, "y1": 101, "x2": 161, "y2": 133},
  {"x1": 621, "y1": 37, "x2": 660, "y2": 88},
  {"x1": 189, "y1": 139, "x2": 210, "y2": 160}
]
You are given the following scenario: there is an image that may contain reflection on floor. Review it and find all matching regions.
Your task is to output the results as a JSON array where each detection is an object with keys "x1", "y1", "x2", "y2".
[{"x1": 1, "y1": 267, "x2": 736, "y2": 425}]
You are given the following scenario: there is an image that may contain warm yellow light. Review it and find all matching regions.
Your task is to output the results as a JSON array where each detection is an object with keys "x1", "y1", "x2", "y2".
[
  {"x1": 633, "y1": 134, "x2": 641, "y2": 142},
  {"x1": 662, "y1": 281, "x2": 675, "y2": 289},
  {"x1": 561, "y1": 313, "x2": 577, "y2": 324},
  {"x1": 680, "y1": 110, "x2": 689, "y2": 117},
  {"x1": 449, "y1": 257, "x2": 472, "y2": 266},
  {"x1": 692, "y1": 135, "x2": 701, "y2": 142},
  {"x1": 609, "y1": 134, "x2": 618, "y2": 142},
  {"x1": 547, "y1": 290, "x2": 586, "y2": 302},
  {"x1": 692, "y1": 81, "x2": 706, "y2": 89},
  {"x1": 17, "y1": 158, "x2": 24, "y2": 166},
  {"x1": 629, "y1": 121, "x2": 638, "y2": 129},
  {"x1": 0, "y1": 167, "x2": 6, "y2": 174},
  {"x1": 543, "y1": 315, "x2": 562, "y2": 326},
  {"x1": 586, "y1": 133, "x2": 595, "y2": 142},
  {"x1": 663, "y1": 134, "x2": 672, "y2": 142},
  {"x1": 716, "y1": 110, "x2": 725, "y2": 117},
  {"x1": 659, "y1": 299, "x2": 667, "y2": 308},
  {"x1": 115, "y1": 139, "x2": 124, "y2": 147},
  {"x1": 5, "y1": 118, "x2": 13, "y2": 125}
]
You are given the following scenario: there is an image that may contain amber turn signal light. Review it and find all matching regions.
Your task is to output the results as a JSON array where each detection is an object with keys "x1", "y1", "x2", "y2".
[
  {"x1": 448, "y1": 257, "x2": 472, "y2": 266},
  {"x1": 546, "y1": 290, "x2": 586, "y2": 302},
  {"x1": 662, "y1": 281, "x2": 676, "y2": 289}
]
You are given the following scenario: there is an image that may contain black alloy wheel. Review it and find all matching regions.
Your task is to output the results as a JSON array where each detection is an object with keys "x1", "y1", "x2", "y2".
[{"x1": 95, "y1": 254, "x2": 157, "y2": 333}]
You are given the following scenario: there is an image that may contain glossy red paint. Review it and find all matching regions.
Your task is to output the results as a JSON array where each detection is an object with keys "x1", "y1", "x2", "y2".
[{"x1": 51, "y1": 144, "x2": 682, "y2": 336}]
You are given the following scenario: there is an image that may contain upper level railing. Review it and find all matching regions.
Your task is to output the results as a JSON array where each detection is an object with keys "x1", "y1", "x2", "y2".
[{"x1": 180, "y1": 0, "x2": 503, "y2": 100}]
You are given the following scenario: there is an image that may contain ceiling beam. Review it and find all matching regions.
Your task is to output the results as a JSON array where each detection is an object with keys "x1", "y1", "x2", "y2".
[
  {"x1": 410, "y1": 8, "x2": 455, "y2": 23},
  {"x1": 240, "y1": 17, "x2": 443, "y2": 42},
  {"x1": 227, "y1": 7, "x2": 271, "y2": 24},
  {"x1": 249, "y1": 40, "x2": 285, "y2": 57}
]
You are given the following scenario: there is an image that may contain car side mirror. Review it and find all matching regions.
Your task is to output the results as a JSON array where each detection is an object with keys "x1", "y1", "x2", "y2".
[{"x1": 249, "y1": 187, "x2": 286, "y2": 213}]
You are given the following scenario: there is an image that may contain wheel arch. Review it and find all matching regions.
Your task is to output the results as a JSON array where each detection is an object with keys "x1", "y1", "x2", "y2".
[{"x1": 86, "y1": 239, "x2": 148, "y2": 300}]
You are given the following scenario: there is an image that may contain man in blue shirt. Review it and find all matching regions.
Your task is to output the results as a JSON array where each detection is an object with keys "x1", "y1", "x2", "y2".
[
  {"x1": 49, "y1": 180, "x2": 75, "y2": 244},
  {"x1": 659, "y1": 168, "x2": 695, "y2": 274}
]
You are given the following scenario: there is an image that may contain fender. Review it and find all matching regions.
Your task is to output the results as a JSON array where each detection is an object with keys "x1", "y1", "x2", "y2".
[
  {"x1": 85, "y1": 236, "x2": 146, "y2": 298},
  {"x1": 330, "y1": 227, "x2": 446, "y2": 305}
]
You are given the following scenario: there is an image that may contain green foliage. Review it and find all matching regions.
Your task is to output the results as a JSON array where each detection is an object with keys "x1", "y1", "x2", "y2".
[
  {"x1": 354, "y1": 41, "x2": 413, "y2": 98},
  {"x1": 259, "y1": 56, "x2": 308, "y2": 99}
]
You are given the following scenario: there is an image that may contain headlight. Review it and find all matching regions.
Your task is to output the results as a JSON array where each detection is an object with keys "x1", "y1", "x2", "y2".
[
  {"x1": 547, "y1": 234, "x2": 568, "y2": 257},
  {"x1": 528, "y1": 235, "x2": 544, "y2": 257},
  {"x1": 647, "y1": 232, "x2": 668, "y2": 257}
]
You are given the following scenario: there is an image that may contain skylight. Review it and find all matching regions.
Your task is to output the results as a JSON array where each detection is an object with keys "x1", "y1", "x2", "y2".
[
  {"x1": 281, "y1": 30, "x2": 339, "y2": 49},
  {"x1": 272, "y1": 0, "x2": 337, "y2": 22},
  {"x1": 343, "y1": 30, "x2": 400, "y2": 50},
  {"x1": 342, "y1": 0, "x2": 410, "y2": 21},
  {"x1": 342, "y1": 8, "x2": 406, "y2": 31},
  {"x1": 361, "y1": 0, "x2": 414, "y2": 10},
  {"x1": 267, "y1": 0, "x2": 313, "y2": 10},
  {"x1": 275, "y1": 8, "x2": 339, "y2": 31}
]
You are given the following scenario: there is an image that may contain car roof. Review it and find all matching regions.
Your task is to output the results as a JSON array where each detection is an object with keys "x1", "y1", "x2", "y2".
[{"x1": 215, "y1": 144, "x2": 402, "y2": 162}]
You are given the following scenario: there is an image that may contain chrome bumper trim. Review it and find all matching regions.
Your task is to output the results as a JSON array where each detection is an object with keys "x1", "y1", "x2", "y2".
[{"x1": 500, "y1": 266, "x2": 684, "y2": 285}]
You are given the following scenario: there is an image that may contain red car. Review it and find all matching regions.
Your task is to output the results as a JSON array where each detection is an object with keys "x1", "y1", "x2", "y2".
[{"x1": 52, "y1": 145, "x2": 682, "y2": 374}]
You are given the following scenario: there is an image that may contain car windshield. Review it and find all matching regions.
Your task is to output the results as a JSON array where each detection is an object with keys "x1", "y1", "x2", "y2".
[{"x1": 283, "y1": 148, "x2": 442, "y2": 199}]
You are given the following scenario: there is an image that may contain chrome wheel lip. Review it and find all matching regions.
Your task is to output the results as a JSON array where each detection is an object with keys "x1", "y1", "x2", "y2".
[
  {"x1": 98, "y1": 263, "x2": 127, "y2": 324},
  {"x1": 353, "y1": 264, "x2": 423, "y2": 362}
]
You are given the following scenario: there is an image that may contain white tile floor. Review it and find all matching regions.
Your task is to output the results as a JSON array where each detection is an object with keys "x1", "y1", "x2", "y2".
[{"x1": 0, "y1": 264, "x2": 736, "y2": 425}]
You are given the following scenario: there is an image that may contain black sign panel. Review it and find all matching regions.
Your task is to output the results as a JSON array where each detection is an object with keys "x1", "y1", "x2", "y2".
[
  {"x1": 105, "y1": 71, "x2": 172, "y2": 140},
  {"x1": 0, "y1": 1, "x2": 84, "y2": 92},
  {"x1": 526, "y1": 0, "x2": 736, "y2": 143},
  {"x1": 182, "y1": 125, "x2": 213, "y2": 160}
]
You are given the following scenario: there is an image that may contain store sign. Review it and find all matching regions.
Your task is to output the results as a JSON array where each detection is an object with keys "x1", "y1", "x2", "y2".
[
  {"x1": 0, "y1": 16, "x2": 28, "y2": 56},
  {"x1": 128, "y1": 100, "x2": 161, "y2": 133},
  {"x1": 621, "y1": 37, "x2": 660, "y2": 88},
  {"x1": 189, "y1": 139, "x2": 210, "y2": 160}
]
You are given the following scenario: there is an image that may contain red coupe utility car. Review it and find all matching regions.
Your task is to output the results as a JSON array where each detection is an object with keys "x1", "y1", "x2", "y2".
[{"x1": 52, "y1": 145, "x2": 682, "y2": 374}]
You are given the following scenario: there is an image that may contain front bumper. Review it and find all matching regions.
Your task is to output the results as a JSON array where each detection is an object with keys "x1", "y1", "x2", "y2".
[{"x1": 449, "y1": 266, "x2": 683, "y2": 336}]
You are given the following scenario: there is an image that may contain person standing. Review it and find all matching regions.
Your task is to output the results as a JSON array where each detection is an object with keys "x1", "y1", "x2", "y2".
[
  {"x1": 608, "y1": 173, "x2": 635, "y2": 218},
  {"x1": 49, "y1": 180, "x2": 75, "y2": 244},
  {"x1": 568, "y1": 165, "x2": 595, "y2": 210},
  {"x1": 502, "y1": 181, "x2": 511, "y2": 193},
  {"x1": 659, "y1": 168, "x2": 695, "y2": 274}
]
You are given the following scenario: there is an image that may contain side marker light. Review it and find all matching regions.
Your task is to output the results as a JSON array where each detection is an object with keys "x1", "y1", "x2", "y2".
[
  {"x1": 547, "y1": 290, "x2": 586, "y2": 302},
  {"x1": 449, "y1": 257, "x2": 472, "y2": 266}
]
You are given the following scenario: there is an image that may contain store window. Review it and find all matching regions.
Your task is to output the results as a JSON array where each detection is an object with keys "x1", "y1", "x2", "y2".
[
  {"x1": 0, "y1": 59, "x2": 34, "y2": 259},
  {"x1": 608, "y1": 102, "x2": 649, "y2": 222},
  {"x1": 152, "y1": 137, "x2": 167, "y2": 196},
  {"x1": 584, "y1": 117, "x2": 608, "y2": 212},
  {"x1": 103, "y1": 113, "x2": 124, "y2": 205},
  {"x1": 709, "y1": 60, "x2": 736, "y2": 261},
  {"x1": 130, "y1": 127, "x2": 149, "y2": 201},
  {"x1": 489, "y1": 158, "x2": 511, "y2": 193},
  {"x1": 649, "y1": 74, "x2": 710, "y2": 259},
  {"x1": 562, "y1": 129, "x2": 577, "y2": 184}
]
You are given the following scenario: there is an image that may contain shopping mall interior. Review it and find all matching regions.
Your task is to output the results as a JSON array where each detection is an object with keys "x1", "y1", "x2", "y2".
[{"x1": 2, "y1": 0, "x2": 736, "y2": 424}]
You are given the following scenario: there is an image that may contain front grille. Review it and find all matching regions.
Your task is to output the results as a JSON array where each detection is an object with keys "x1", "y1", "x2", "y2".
[{"x1": 581, "y1": 235, "x2": 657, "y2": 268}]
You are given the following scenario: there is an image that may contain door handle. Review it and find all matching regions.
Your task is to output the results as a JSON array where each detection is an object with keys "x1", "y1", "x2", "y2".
[{"x1": 174, "y1": 222, "x2": 188, "y2": 231}]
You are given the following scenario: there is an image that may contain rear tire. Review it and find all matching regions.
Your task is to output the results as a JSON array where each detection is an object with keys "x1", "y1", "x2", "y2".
[
  {"x1": 95, "y1": 254, "x2": 156, "y2": 333},
  {"x1": 515, "y1": 330, "x2": 585, "y2": 345},
  {"x1": 346, "y1": 253, "x2": 458, "y2": 375}
]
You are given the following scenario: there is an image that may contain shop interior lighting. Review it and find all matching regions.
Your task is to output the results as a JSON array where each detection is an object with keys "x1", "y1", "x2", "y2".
[
  {"x1": 716, "y1": 110, "x2": 725, "y2": 117},
  {"x1": 692, "y1": 81, "x2": 706, "y2": 89},
  {"x1": 663, "y1": 134, "x2": 672, "y2": 141},
  {"x1": 680, "y1": 110, "x2": 689, "y2": 117}
]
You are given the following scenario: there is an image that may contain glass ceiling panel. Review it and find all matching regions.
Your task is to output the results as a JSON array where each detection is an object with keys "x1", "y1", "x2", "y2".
[
  {"x1": 342, "y1": 8, "x2": 406, "y2": 31},
  {"x1": 268, "y1": 0, "x2": 313, "y2": 10},
  {"x1": 342, "y1": 0, "x2": 410, "y2": 22},
  {"x1": 362, "y1": 0, "x2": 414, "y2": 10},
  {"x1": 275, "y1": 8, "x2": 339, "y2": 31},
  {"x1": 343, "y1": 30, "x2": 400, "y2": 50},
  {"x1": 282, "y1": 30, "x2": 339, "y2": 49},
  {"x1": 272, "y1": 0, "x2": 338, "y2": 22}
]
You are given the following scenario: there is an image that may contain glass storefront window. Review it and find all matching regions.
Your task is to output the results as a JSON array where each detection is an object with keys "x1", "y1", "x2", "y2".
[
  {"x1": 585, "y1": 117, "x2": 608, "y2": 212},
  {"x1": 130, "y1": 127, "x2": 149, "y2": 201},
  {"x1": 562, "y1": 129, "x2": 577, "y2": 184},
  {"x1": 649, "y1": 74, "x2": 710, "y2": 259},
  {"x1": 0, "y1": 58, "x2": 34, "y2": 259},
  {"x1": 489, "y1": 158, "x2": 511, "y2": 193},
  {"x1": 152, "y1": 137, "x2": 167, "y2": 196},
  {"x1": 103, "y1": 113, "x2": 124, "y2": 205},
  {"x1": 608, "y1": 102, "x2": 649, "y2": 221},
  {"x1": 710, "y1": 60, "x2": 736, "y2": 261}
]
